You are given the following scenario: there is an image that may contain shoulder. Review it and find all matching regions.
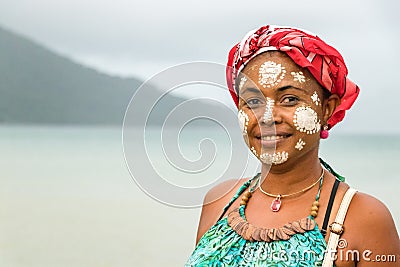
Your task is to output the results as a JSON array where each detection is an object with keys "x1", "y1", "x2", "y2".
[
  {"x1": 328, "y1": 181, "x2": 393, "y2": 227},
  {"x1": 203, "y1": 178, "x2": 248, "y2": 206},
  {"x1": 346, "y1": 191, "x2": 397, "y2": 232},
  {"x1": 340, "y1": 191, "x2": 400, "y2": 264},
  {"x1": 195, "y1": 177, "x2": 249, "y2": 244}
]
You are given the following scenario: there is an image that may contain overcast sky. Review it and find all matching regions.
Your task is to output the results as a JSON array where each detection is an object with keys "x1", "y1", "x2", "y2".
[{"x1": 0, "y1": 0, "x2": 399, "y2": 133}]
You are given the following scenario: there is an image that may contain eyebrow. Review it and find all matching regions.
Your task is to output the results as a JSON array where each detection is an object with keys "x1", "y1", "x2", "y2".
[
  {"x1": 239, "y1": 87, "x2": 263, "y2": 95},
  {"x1": 278, "y1": 85, "x2": 309, "y2": 94},
  {"x1": 240, "y1": 85, "x2": 309, "y2": 95}
]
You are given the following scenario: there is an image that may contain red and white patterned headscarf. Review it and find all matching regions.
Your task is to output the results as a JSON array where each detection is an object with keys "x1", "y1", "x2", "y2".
[{"x1": 226, "y1": 25, "x2": 360, "y2": 129}]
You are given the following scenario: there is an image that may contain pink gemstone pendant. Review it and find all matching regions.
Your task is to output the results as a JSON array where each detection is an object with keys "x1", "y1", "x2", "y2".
[{"x1": 270, "y1": 195, "x2": 282, "y2": 212}]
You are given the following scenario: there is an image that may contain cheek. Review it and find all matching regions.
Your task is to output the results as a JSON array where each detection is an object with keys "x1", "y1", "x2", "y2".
[
  {"x1": 237, "y1": 109, "x2": 249, "y2": 135},
  {"x1": 295, "y1": 138, "x2": 306, "y2": 151},
  {"x1": 241, "y1": 107, "x2": 262, "y2": 129},
  {"x1": 238, "y1": 108, "x2": 262, "y2": 157},
  {"x1": 293, "y1": 106, "x2": 321, "y2": 135}
]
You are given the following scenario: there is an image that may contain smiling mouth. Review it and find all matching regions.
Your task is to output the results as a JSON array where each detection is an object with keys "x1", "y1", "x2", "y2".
[
  {"x1": 256, "y1": 134, "x2": 291, "y2": 140},
  {"x1": 256, "y1": 134, "x2": 291, "y2": 147},
  {"x1": 260, "y1": 135, "x2": 290, "y2": 141}
]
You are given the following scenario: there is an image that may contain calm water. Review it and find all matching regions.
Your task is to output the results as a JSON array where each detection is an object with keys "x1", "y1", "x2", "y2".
[{"x1": 0, "y1": 125, "x2": 399, "y2": 267}]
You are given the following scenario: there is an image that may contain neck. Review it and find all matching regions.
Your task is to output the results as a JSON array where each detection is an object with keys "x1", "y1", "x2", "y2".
[{"x1": 259, "y1": 149, "x2": 323, "y2": 196}]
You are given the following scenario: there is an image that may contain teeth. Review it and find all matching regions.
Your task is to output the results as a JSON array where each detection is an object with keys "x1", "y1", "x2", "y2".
[{"x1": 261, "y1": 135, "x2": 285, "y2": 141}]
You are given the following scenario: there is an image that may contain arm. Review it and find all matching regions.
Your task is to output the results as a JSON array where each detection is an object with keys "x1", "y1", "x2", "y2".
[
  {"x1": 337, "y1": 192, "x2": 400, "y2": 267},
  {"x1": 195, "y1": 179, "x2": 245, "y2": 245}
]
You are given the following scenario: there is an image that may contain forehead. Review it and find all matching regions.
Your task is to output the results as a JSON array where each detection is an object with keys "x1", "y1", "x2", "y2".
[
  {"x1": 239, "y1": 51, "x2": 321, "y2": 95},
  {"x1": 242, "y1": 51, "x2": 301, "y2": 75}
]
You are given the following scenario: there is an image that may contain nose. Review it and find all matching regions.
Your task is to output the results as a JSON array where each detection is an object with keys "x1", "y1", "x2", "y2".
[
  {"x1": 260, "y1": 101, "x2": 282, "y2": 126},
  {"x1": 262, "y1": 106, "x2": 273, "y2": 124},
  {"x1": 261, "y1": 114, "x2": 280, "y2": 127}
]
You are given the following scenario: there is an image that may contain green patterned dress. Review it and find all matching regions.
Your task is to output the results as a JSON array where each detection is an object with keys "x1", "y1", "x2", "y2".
[{"x1": 185, "y1": 176, "x2": 335, "y2": 266}]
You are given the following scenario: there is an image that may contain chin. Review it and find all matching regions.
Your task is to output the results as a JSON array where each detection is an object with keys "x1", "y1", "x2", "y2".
[{"x1": 259, "y1": 151, "x2": 289, "y2": 165}]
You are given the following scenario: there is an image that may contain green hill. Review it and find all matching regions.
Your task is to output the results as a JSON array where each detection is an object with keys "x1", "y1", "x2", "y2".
[{"x1": 0, "y1": 26, "x2": 186, "y2": 125}]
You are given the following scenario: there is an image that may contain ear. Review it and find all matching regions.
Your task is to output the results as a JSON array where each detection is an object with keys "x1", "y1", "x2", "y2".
[{"x1": 322, "y1": 94, "x2": 340, "y2": 124}]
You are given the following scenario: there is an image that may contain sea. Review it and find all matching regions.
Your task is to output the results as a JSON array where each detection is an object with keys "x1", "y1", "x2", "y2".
[{"x1": 0, "y1": 125, "x2": 399, "y2": 267}]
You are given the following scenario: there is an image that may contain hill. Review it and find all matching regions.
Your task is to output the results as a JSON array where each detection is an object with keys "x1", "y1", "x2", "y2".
[{"x1": 0, "y1": 26, "x2": 187, "y2": 125}]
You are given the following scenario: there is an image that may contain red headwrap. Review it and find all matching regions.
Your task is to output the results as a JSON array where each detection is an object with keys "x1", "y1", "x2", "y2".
[{"x1": 226, "y1": 25, "x2": 360, "y2": 129}]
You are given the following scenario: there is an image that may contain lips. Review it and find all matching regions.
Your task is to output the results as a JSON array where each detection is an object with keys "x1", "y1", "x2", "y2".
[
  {"x1": 255, "y1": 132, "x2": 292, "y2": 147},
  {"x1": 261, "y1": 135, "x2": 287, "y2": 141}
]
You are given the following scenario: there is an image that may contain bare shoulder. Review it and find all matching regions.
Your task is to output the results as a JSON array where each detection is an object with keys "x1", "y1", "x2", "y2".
[
  {"x1": 202, "y1": 178, "x2": 246, "y2": 206},
  {"x1": 195, "y1": 178, "x2": 249, "y2": 245},
  {"x1": 346, "y1": 192, "x2": 398, "y2": 233},
  {"x1": 340, "y1": 191, "x2": 400, "y2": 266}
]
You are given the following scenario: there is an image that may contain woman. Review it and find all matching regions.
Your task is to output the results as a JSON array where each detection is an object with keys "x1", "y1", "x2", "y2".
[{"x1": 185, "y1": 25, "x2": 400, "y2": 266}]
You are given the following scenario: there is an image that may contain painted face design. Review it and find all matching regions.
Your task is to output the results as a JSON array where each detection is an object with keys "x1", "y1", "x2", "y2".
[
  {"x1": 260, "y1": 151, "x2": 289, "y2": 165},
  {"x1": 311, "y1": 91, "x2": 321, "y2": 106},
  {"x1": 239, "y1": 76, "x2": 247, "y2": 91},
  {"x1": 293, "y1": 106, "x2": 321, "y2": 134},
  {"x1": 262, "y1": 98, "x2": 275, "y2": 123},
  {"x1": 295, "y1": 139, "x2": 306, "y2": 151},
  {"x1": 250, "y1": 146, "x2": 258, "y2": 157},
  {"x1": 238, "y1": 109, "x2": 249, "y2": 135},
  {"x1": 291, "y1": 71, "x2": 306, "y2": 83},
  {"x1": 258, "y1": 61, "x2": 286, "y2": 88}
]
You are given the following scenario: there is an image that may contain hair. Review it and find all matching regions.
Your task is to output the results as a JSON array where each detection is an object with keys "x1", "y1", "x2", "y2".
[{"x1": 321, "y1": 87, "x2": 332, "y2": 100}]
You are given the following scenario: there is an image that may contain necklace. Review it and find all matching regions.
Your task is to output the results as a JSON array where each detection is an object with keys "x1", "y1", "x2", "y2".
[
  {"x1": 227, "y1": 171, "x2": 324, "y2": 242},
  {"x1": 258, "y1": 169, "x2": 325, "y2": 212}
]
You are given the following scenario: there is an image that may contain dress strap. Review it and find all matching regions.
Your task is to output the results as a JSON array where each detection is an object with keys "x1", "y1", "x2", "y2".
[
  {"x1": 320, "y1": 178, "x2": 340, "y2": 236},
  {"x1": 216, "y1": 174, "x2": 260, "y2": 221},
  {"x1": 320, "y1": 158, "x2": 345, "y2": 182},
  {"x1": 322, "y1": 188, "x2": 357, "y2": 267}
]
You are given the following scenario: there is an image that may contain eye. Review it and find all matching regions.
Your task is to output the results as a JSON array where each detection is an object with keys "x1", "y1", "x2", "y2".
[
  {"x1": 281, "y1": 96, "x2": 299, "y2": 105},
  {"x1": 246, "y1": 98, "x2": 263, "y2": 108}
]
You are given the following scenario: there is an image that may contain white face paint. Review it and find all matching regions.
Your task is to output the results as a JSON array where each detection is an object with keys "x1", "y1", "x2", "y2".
[
  {"x1": 263, "y1": 98, "x2": 275, "y2": 123},
  {"x1": 293, "y1": 106, "x2": 321, "y2": 134},
  {"x1": 260, "y1": 151, "x2": 288, "y2": 165},
  {"x1": 291, "y1": 71, "x2": 306, "y2": 83},
  {"x1": 250, "y1": 146, "x2": 258, "y2": 157},
  {"x1": 238, "y1": 109, "x2": 249, "y2": 135},
  {"x1": 311, "y1": 91, "x2": 321, "y2": 106},
  {"x1": 295, "y1": 139, "x2": 306, "y2": 151},
  {"x1": 258, "y1": 61, "x2": 286, "y2": 88},
  {"x1": 239, "y1": 76, "x2": 247, "y2": 91}
]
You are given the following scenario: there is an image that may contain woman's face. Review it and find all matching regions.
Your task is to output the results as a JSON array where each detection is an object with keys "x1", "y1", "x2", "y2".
[{"x1": 237, "y1": 51, "x2": 336, "y2": 165}]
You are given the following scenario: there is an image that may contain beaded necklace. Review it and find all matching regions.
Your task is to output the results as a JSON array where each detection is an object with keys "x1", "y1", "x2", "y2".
[{"x1": 227, "y1": 170, "x2": 325, "y2": 242}]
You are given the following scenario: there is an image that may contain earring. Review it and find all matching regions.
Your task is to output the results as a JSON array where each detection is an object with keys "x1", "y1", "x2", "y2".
[{"x1": 320, "y1": 125, "x2": 329, "y2": 139}]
